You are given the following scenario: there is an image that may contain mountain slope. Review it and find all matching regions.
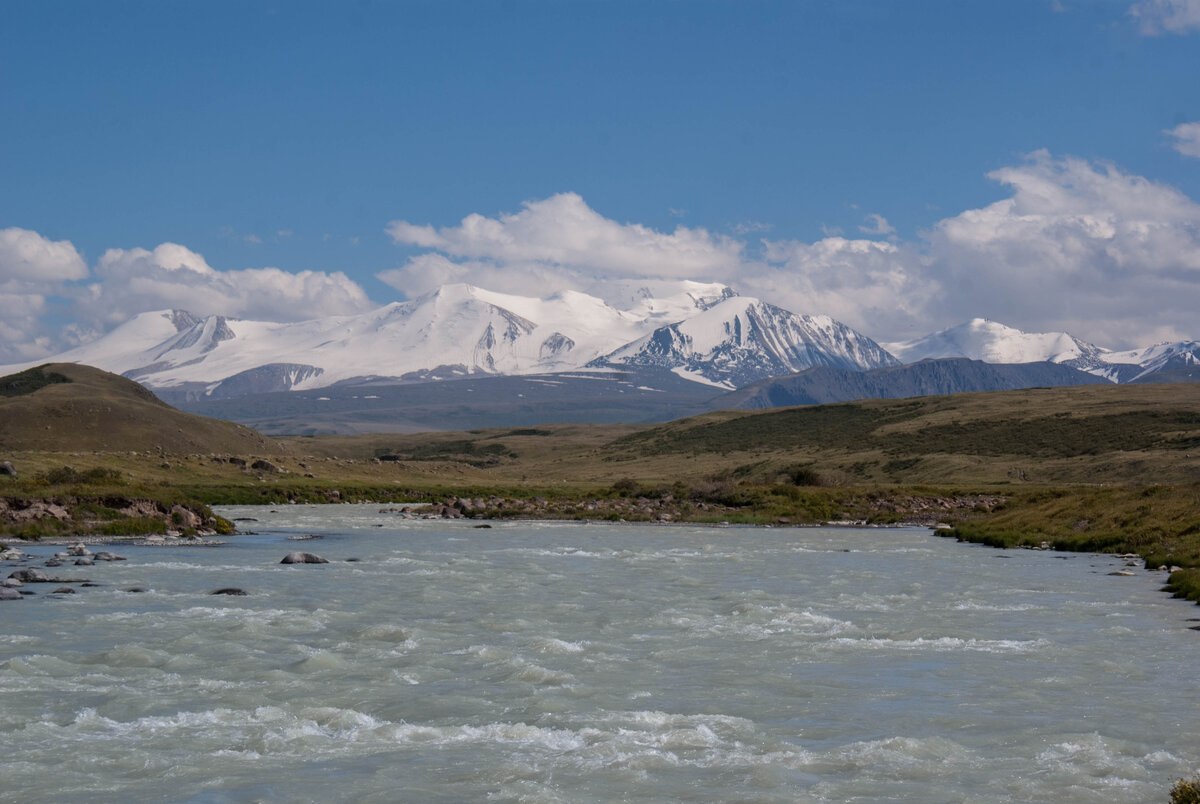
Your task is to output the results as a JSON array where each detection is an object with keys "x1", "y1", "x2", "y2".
[
  {"x1": 595, "y1": 296, "x2": 899, "y2": 389},
  {"x1": 884, "y1": 318, "x2": 1108, "y2": 366},
  {"x1": 0, "y1": 284, "x2": 739, "y2": 396},
  {"x1": 714, "y1": 358, "x2": 1110, "y2": 410},
  {"x1": 0, "y1": 363, "x2": 283, "y2": 454}
]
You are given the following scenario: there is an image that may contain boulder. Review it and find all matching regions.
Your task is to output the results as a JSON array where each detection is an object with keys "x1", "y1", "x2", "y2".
[
  {"x1": 0, "y1": 460, "x2": 15, "y2": 477},
  {"x1": 169, "y1": 505, "x2": 202, "y2": 529},
  {"x1": 74, "y1": 557, "x2": 94, "y2": 566},
  {"x1": 280, "y1": 551, "x2": 329, "y2": 565},
  {"x1": 0, "y1": 587, "x2": 21, "y2": 601},
  {"x1": 67, "y1": 543, "x2": 92, "y2": 557},
  {"x1": 211, "y1": 587, "x2": 248, "y2": 596},
  {"x1": 0, "y1": 578, "x2": 22, "y2": 587},
  {"x1": 51, "y1": 586, "x2": 76, "y2": 594},
  {"x1": 94, "y1": 551, "x2": 127, "y2": 562},
  {"x1": 251, "y1": 459, "x2": 281, "y2": 473}
]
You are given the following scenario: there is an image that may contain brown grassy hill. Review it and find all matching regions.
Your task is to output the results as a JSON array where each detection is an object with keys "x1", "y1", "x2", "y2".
[{"x1": 0, "y1": 364, "x2": 284, "y2": 455}]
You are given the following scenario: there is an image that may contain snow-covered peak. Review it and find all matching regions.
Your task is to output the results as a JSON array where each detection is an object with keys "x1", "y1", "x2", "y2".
[
  {"x1": 885, "y1": 319, "x2": 1104, "y2": 365},
  {"x1": 598, "y1": 295, "x2": 898, "y2": 388}
]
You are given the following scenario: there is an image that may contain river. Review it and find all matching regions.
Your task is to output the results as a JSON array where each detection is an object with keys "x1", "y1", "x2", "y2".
[{"x1": 1, "y1": 504, "x2": 1197, "y2": 802}]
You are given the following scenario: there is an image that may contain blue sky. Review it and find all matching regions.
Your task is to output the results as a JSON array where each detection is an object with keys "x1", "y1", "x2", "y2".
[{"x1": 2, "y1": 0, "x2": 1199, "y2": 360}]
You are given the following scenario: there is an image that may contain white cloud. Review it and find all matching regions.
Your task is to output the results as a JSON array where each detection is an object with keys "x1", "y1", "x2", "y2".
[
  {"x1": 385, "y1": 193, "x2": 744, "y2": 292},
  {"x1": 83, "y1": 243, "x2": 373, "y2": 328},
  {"x1": 754, "y1": 237, "x2": 936, "y2": 336},
  {"x1": 732, "y1": 221, "x2": 772, "y2": 235},
  {"x1": 1166, "y1": 121, "x2": 1200, "y2": 158},
  {"x1": 0, "y1": 227, "x2": 87, "y2": 282},
  {"x1": 0, "y1": 228, "x2": 89, "y2": 362},
  {"x1": 858, "y1": 213, "x2": 896, "y2": 237},
  {"x1": 382, "y1": 165, "x2": 1200, "y2": 349},
  {"x1": 1129, "y1": 0, "x2": 1200, "y2": 34},
  {"x1": 924, "y1": 150, "x2": 1200, "y2": 345}
]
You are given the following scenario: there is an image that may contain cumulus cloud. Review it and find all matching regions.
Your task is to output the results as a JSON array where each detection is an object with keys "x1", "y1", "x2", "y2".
[
  {"x1": 0, "y1": 228, "x2": 89, "y2": 361},
  {"x1": 1129, "y1": 0, "x2": 1200, "y2": 34},
  {"x1": 0, "y1": 227, "x2": 87, "y2": 282},
  {"x1": 751, "y1": 236, "x2": 935, "y2": 336},
  {"x1": 384, "y1": 192, "x2": 744, "y2": 299},
  {"x1": 384, "y1": 157, "x2": 1200, "y2": 349},
  {"x1": 1166, "y1": 121, "x2": 1200, "y2": 158},
  {"x1": 924, "y1": 150, "x2": 1200, "y2": 345},
  {"x1": 81, "y1": 243, "x2": 373, "y2": 329}
]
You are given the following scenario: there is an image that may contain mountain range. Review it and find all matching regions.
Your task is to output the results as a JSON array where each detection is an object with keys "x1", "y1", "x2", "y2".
[{"x1": 2, "y1": 283, "x2": 1196, "y2": 432}]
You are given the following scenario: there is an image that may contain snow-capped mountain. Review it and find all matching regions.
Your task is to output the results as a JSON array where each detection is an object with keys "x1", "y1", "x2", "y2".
[
  {"x1": 1103, "y1": 341, "x2": 1200, "y2": 382},
  {"x1": 883, "y1": 318, "x2": 1200, "y2": 384},
  {"x1": 595, "y1": 296, "x2": 900, "y2": 389},
  {"x1": 3, "y1": 281, "x2": 895, "y2": 397},
  {"x1": 884, "y1": 319, "x2": 1109, "y2": 367}
]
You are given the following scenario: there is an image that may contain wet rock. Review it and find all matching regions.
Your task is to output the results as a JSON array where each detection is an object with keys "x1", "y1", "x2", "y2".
[
  {"x1": 74, "y1": 557, "x2": 94, "y2": 566},
  {"x1": 211, "y1": 587, "x2": 248, "y2": 596},
  {"x1": 0, "y1": 587, "x2": 21, "y2": 600},
  {"x1": 94, "y1": 551, "x2": 126, "y2": 562},
  {"x1": 0, "y1": 547, "x2": 23, "y2": 560},
  {"x1": 68, "y1": 543, "x2": 92, "y2": 556},
  {"x1": 44, "y1": 558, "x2": 64, "y2": 567},
  {"x1": 0, "y1": 578, "x2": 22, "y2": 587},
  {"x1": 51, "y1": 586, "x2": 76, "y2": 594},
  {"x1": 125, "y1": 587, "x2": 148, "y2": 594},
  {"x1": 281, "y1": 551, "x2": 329, "y2": 564},
  {"x1": 474, "y1": 524, "x2": 493, "y2": 529}
]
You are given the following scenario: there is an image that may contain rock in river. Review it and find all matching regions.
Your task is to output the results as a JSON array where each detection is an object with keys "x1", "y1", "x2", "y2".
[{"x1": 281, "y1": 551, "x2": 329, "y2": 565}]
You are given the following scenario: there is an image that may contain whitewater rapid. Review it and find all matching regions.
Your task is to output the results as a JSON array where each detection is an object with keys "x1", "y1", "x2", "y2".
[{"x1": 1, "y1": 506, "x2": 1196, "y2": 802}]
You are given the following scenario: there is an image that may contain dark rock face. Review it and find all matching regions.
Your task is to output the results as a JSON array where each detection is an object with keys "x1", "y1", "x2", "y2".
[{"x1": 280, "y1": 551, "x2": 329, "y2": 564}]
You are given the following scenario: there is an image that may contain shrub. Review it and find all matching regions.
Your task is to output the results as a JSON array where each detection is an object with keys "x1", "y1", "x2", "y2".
[
  {"x1": 98, "y1": 517, "x2": 166, "y2": 536},
  {"x1": 1171, "y1": 776, "x2": 1200, "y2": 804},
  {"x1": 37, "y1": 466, "x2": 124, "y2": 486},
  {"x1": 786, "y1": 465, "x2": 822, "y2": 486}
]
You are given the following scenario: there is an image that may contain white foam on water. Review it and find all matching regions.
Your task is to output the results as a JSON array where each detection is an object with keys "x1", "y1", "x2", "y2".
[{"x1": 830, "y1": 635, "x2": 1049, "y2": 653}]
